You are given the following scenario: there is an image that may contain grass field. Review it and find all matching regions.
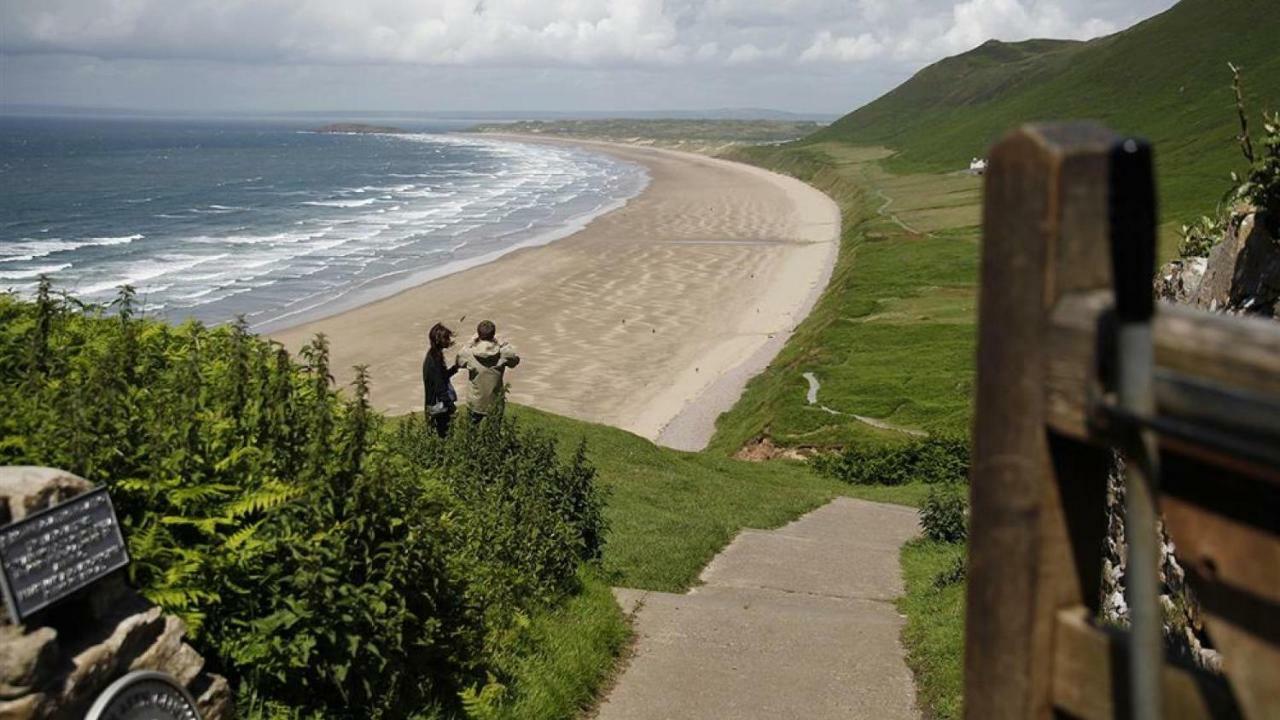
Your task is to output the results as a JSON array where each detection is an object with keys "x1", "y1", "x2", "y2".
[
  {"x1": 507, "y1": 405, "x2": 930, "y2": 591},
  {"x1": 899, "y1": 540, "x2": 967, "y2": 720},
  {"x1": 708, "y1": 142, "x2": 980, "y2": 454},
  {"x1": 487, "y1": 569, "x2": 631, "y2": 720}
]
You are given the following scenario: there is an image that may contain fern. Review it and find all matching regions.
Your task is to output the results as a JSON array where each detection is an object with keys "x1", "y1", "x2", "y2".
[{"x1": 226, "y1": 480, "x2": 303, "y2": 518}]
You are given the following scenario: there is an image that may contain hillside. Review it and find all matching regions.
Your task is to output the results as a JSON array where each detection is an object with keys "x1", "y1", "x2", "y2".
[{"x1": 808, "y1": 0, "x2": 1280, "y2": 221}]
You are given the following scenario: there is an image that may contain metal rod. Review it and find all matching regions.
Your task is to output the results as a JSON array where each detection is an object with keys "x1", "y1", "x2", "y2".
[
  {"x1": 1109, "y1": 137, "x2": 1162, "y2": 720},
  {"x1": 1118, "y1": 323, "x2": 1163, "y2": 720}
]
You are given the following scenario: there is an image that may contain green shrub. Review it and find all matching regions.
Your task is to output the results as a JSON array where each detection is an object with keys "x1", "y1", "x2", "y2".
[
  {"x1": 932, "y1": 553, "x2": 967, "y2": 589},
  {"x1": 0, "y1": 286, "x2": 606, "y2": 718},
  {"x1": 812, "y1": 436, "x2": 969, "y2": 486},
  {"x1": 1180, "y1": 68, "x2": 1280, "y2": 258},
  {"x1": 920, "y1": 485, "x2": 968, "y2": 543}
]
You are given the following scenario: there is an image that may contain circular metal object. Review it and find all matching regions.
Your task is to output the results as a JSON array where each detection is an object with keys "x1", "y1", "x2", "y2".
[{"x1": 85, "y1": 670, "x2": 202, "y2": 720}]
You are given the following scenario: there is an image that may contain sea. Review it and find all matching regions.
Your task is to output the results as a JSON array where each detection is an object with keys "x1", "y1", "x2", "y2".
[{"x1": 0, "y1": 116, "x2": 648, "y2": 330}]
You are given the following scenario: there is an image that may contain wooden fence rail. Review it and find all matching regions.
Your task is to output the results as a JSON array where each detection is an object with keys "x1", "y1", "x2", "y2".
[{"x1": 964, "y1": 123, "x2": 1279, "y2": 719}]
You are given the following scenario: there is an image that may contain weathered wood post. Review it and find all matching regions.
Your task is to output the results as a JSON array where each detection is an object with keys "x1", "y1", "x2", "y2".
[
  {"x1": 966, "y1": 122, "x2": 1280, "y2": 718},
  {"x1": 964, "y1": 123, "x2": 1117, "y2": 719}
]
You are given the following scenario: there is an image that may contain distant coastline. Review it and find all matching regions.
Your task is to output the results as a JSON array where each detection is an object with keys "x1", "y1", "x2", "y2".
[{"x1": 313, "y1": 122, "x2": 407, "y2": 134}]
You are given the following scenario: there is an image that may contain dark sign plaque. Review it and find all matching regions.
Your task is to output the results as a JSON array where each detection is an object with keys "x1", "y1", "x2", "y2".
[
  {"x1": 86, "y1": 670, "x2": 202, "y2": 720},
  {"x1": 0, "y1": 486, "x2": 130, "y2": 622}
]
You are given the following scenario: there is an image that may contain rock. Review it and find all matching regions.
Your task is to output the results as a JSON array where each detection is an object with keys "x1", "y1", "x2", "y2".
[
  {"x1": 0, "y1": 468, "x2": 233, "y2": 719},
  {"x1": 0, "y1": 627, "x2": 58, "y2": 699},
  {"x1": 59, "y1": 608, "x2": 165, "y2": 712},
  {"x1": 0, "y1": 467, "x2": 92, "y2": 523},
  {"x1": 1155, "y1": 256, "x2": 1207, "y2": 303},
  {"x1": 129, "y1": 616, "x2": 205, "y2": 687},
  {"x1": 1192, "y1": 211, "x2": 1280, "y2": 316},
  {"x1": 0, "y1": 693, "x2": 43, "y2": 720},
  {"x1": 193, "y1": 674, "x2": 234, "y2": 720}
]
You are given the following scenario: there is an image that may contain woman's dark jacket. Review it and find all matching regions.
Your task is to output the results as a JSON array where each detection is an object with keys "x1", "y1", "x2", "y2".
[{"x1": 422, "y1": 351, "x2": 458, "y2": 413}]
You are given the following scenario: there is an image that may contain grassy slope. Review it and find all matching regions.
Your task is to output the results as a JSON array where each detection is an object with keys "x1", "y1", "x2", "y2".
[
  {"x1": 708, "y1": 143, "x2": 980, "y2": 453},
  {"x1": 509, "y1": 405, "x2": 929, "y2": 591},
  {"x1": 808, "y1": 0, "x2": 1280, "y2": 223},
  {"x1": 491, "y1": 569, "x2": 631, "y2": 720},
  {"x1": 899, "y1": 540, "x2": 967, "y2": 720}
]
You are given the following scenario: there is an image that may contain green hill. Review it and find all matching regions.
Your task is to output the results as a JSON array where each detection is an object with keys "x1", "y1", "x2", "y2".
[{"x1": 808, "y1": 0, "x2": 1280, "y2": 221}]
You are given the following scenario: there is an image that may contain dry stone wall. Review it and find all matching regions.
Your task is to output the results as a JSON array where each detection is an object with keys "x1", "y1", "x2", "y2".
[
  {"x1": 0, "y1": 467, "x2": 231, "y2": 720},
  {"x1": 1103, "y1": 208, "x2": 1278, "y2": 672}
]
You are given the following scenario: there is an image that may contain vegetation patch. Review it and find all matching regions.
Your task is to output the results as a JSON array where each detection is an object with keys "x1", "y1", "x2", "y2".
[
  {"x1": 812, "y1": 436, "x2": 968, "y2": 486},
  {"x1": 709, "y1": 143, "x2": 978, "y2": 453},
  {"x1": 899, "y1": 539, "x2": 967, "y2": 720},
  {"x1": 505, "y1": 405, "x2": 931, "y2": 592},
  {"x1": 0, "y1": 285, "x2": 611, "y2": 719}
]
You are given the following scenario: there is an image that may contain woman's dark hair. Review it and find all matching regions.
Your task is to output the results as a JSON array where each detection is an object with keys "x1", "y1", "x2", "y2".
[{"x1": 428, "y1": 323, "x2": 453, "y2": 358}]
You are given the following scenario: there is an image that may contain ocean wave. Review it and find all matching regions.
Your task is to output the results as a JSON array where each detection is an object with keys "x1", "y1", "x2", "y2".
[
  {"x1": 0, "y1": 263, "x2": 73, "y2": 280},
  {"x1": 300, "y1": 198, "x2": 380, "y2": 208},
  {"x1": 79, "y1": 253, "x2": 229, "y2": 296},
  {"x1": 89, "y1": 234, "x2": 145, "y2": 244},
  {"x1": 0, "y1": 234, "x2": 142, "y2": 263}
]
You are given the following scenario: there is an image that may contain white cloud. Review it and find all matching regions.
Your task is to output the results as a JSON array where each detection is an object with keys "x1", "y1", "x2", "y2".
[
  {"x1": 0, "y1": 0, "x2": 1149, "y2": 70},
  {"x1": 937, "y1": 0, "x2": 1117, "y2": 55},
  {"x1": 0, "y1": 0, "x2": 1178, "y2": 113},
  {"x1": 2, "y1": 0, "x2": 688, "y2": 67},
  {"x1": 725, "y1": 42, "x2": 787, "y2": 65},
  {"x1": 800, "y1": 31, "x2": 885, "y2": 63}
]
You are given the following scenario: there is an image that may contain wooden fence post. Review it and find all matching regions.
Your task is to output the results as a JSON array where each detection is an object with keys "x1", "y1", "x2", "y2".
[{"x1": 964, "y1": 123, "x2": 1118, "y2": 719}]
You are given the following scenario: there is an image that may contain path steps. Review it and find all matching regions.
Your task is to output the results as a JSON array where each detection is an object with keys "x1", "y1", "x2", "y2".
[{"x1": 596, "y1": 498, "x2": 922, "y2": 720}]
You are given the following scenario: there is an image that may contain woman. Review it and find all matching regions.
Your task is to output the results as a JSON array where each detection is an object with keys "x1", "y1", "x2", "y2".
[{"x1": 422, "y1": 322, "x2": 459, "y2": 438}]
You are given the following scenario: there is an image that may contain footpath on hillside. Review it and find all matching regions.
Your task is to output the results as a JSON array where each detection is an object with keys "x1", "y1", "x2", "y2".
[{"x1": 596, "y1": 498, "x2": 922, "y2": 720}]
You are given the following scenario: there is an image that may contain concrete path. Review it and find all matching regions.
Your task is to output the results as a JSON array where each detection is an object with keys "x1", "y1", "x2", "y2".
[{"x1": 596, "y1": 498, "x2": 922, "y2": 720}]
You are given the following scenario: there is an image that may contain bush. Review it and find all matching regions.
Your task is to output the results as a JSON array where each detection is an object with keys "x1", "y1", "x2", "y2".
[
  {"x1": 0, "y1": 286, "x2": 607, "y2": 718},
  {"x1": 932, "y1": 553, "x2": 967, "y2": 589},
  {"x1": 812, "y1": 436, "x2": 969, "y2": 486},
  {"x1": 1180, "y1": 68, "x2": 1280, "y2": 258},
  {"x1": 920, "y1": 485, "x2": 968, "y2": 543}
]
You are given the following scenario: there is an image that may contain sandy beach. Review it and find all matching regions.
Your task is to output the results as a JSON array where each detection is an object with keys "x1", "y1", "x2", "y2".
[{"x1": 270, "y1": 137, "x2": 839, "y2": 450}]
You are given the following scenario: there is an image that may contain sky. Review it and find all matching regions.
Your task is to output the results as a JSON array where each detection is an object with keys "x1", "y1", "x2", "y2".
[{"x1": 0, "y1": 0, "x2": 1180, "y2": 116}]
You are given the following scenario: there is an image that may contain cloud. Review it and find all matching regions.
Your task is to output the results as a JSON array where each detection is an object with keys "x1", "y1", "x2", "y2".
[
  {"x1": 1, "y1": 0, "x2": 688, "y2": 68},
  {"x1": 936, "y1": 0, "x2": 1118, "y2": 55},
  {"x1": 0, "y1": 0, "x2": 1156, "y2": 70},
  {"x1": 0, "y1": 0, "x2": 1179, "y2": 114},
  {"x1": 725, "y1": 42, "x2": 787, "y2": 65},
  {"x1": 800, "y1": 31, "x2": 884, "y2": 63}
]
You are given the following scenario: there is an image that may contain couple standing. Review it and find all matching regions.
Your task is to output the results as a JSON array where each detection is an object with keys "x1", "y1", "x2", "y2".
[{"x1": 423, "y1": 319, "x2": 521, "y2": 437}]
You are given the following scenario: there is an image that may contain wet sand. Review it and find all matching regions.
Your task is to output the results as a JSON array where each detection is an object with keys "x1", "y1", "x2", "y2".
[{"x1": 270, "y1": 137, "x2": 839, "y2": 450}]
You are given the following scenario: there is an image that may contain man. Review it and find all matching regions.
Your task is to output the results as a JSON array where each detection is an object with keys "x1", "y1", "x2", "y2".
[{"x1": 456, "y1": 320, "x2": 520, "y2": 422}]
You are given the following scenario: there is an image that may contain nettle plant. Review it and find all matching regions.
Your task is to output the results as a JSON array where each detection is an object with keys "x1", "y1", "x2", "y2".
[
  {"x1": 0, "y1": 283, "x2": 606, "y2": 719},
  {"x1": 1179, "y1": 65, "x2": 1280, "y2": 258}
]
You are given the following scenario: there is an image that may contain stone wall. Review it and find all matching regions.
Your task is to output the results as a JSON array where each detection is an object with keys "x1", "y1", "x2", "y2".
[
  {"x1": 0, "y1": 467, "x2": 232, "y2": 720},
  {"x1": 1100, "y1": 208, "x2": 1277, "y2": 672}
]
